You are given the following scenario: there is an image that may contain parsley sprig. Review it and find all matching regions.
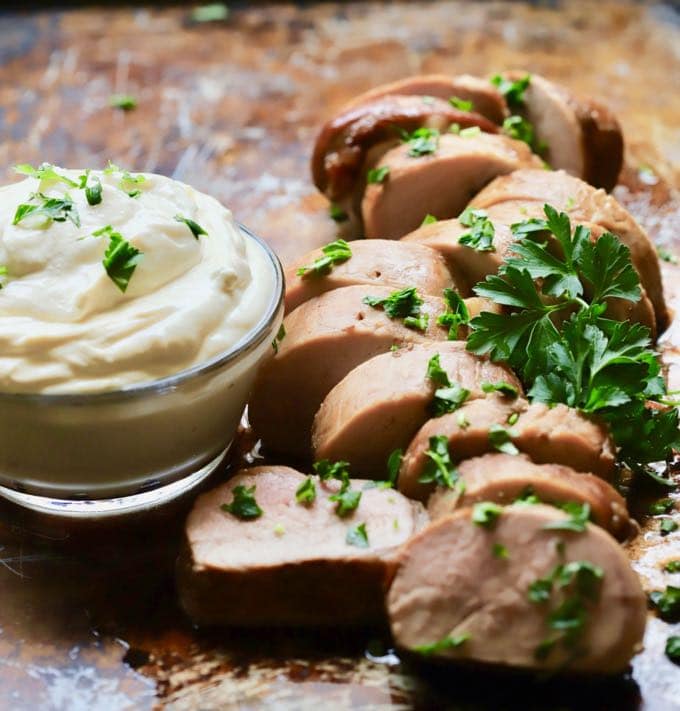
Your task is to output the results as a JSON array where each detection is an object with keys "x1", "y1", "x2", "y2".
[
  {"x1": 13, "y1": 193, "x2": 80, "y2": 228},
  {"x1": 363, "y1": 286, "x2": 428, "y2": 331},
  {"x1": 466, "y1": 204, "x2": 680, "y2": 466},
  {"x1": 296, "y1": 239, "x2": 352, "y2": 277},
  {"x1": 418, "y1": 435, "x2": 459, "y2": 488}
]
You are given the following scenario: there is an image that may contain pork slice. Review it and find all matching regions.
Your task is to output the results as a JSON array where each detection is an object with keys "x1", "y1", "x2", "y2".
[
  {"x1": 362, "y1": 133, "x2": 542, "y2": 240},
  {"x1": 312, "y1": 341, "x2": 521, "y2": 478},
  {"x1": 427, "y1": 453, "x2": 630, "y2": 540},
  {"x1": 387, "y1": 504, "x2": 646, "y2": 674},
  {"x1": 312, "y1": 94, "x2": 498, "y2": 202},
  {"x1": 398, "y1": 398, "x2": 615, "y2": 500},
  {"x1": 501, "y1": 72, "x2": 623, "y2": 191},
  {"x1": 339, "y1": 74, "x2": 507, "y2": 124},
  {"x1": 178, "y1": 466, "x2": 427, "y2": 626},
  {"x1": 250, "y1": 285, "x2": 451, "y2": 459},
  {"x1": 470, "y1": 169, "x2": 667, "y2": 331},
  {"x1": 285, "y1": 239, "x2": 458, "y2": 314}
]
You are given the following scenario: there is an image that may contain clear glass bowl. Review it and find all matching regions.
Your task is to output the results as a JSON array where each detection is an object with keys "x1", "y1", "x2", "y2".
[{"x1": 0, "y1": 225, "x2": 284, "y2": 517}]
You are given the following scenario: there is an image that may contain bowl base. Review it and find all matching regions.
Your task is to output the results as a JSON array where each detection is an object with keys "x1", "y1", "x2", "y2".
[{"x1": 0, "y1": 449, "x2": 227, "y2": 518}]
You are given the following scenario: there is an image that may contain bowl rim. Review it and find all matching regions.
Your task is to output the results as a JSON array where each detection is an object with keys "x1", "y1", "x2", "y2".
[{"x1": 0, "y1": 223, "x2": 284, "y2": 405}]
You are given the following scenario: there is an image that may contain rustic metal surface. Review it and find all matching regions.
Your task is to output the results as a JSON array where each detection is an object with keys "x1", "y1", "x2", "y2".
[{"x1": 0, "y1": 2, "x2": 679, "y2": 709}]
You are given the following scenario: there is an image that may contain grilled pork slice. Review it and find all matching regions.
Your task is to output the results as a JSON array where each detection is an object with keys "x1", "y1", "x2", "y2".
[
  {"x1": 339, "y1": 74, "x2": 507, "y2": 124},
  {"x1": 250, "y1": 285, "x2": 452, "y2": 459},
  {"x1": 470, "y1": 169, "x2": 667, "y2": 330},
  {"x1": 387, "y1": 504, "x2": 646, "y2": 674},
  {"x1": 312, "y1": 342, "x2": 521, "y2": 478},
  {"x1": 501, "y1": 71, "x2": 623, "y2": 191},
  {"x1": 312, "y1": 94, "x2": 498, "y2": 204},
  {"x1": 398, "y1": 398, "x2": 616, "y2": 501},
  {"x1": 362, "y1": 133, "x2": 541, "y2": 239},
  {"x1": 427, "y1": 453, "x2": 630, "y2": 540},
  {"x1": 285, "y1": 240, "x2": 459, "y2": 314},
  {"x1": 177, "y1": 466, "x2": 427, "y2": 627}
]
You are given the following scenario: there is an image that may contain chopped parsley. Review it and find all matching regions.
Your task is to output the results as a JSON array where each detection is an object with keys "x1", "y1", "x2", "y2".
[
  {"x1": 472, "y1": 501, "x2": 503, "y2": 528},
  {"x1": 492, "y1": 542, "x2": 509, "y2": 559},
  {"x1": 346, "y1": 522, "x2": 369, "y2": 548},
  {"x1": 426, "y1": 353, "x2": 470, "y2": 416},
  {"x1": 13, "y1": 193, "x2": 80, "y2": 228},
  {"x1": 507, "y1": 411, "x2": 519, "y2": 425},
  {"x1": 174, "y1": 214, "x2": 208, "y2": 239},
  {"x1": 661, "y1": 519, "x2": 679, "y2": 536},
  {"x1": 367, "y1": 166, "x2": 389, "y2": 184},
  {"x1": 190, "y1": 3, "x2": 229, "y2": 22},
  {"x1": 503, "y1": 115, "x2": 537, "y2": 150},
  {"x1": 458, "y1": 207, "x2": 495, "y2": 252},
  {"x1": 544, "y1": 502, "x2": 591, "y2": 533},
  {"x1": 488, "y1": 424, "x2": 519, "y2": 455},
  {"x1": 363, "y1": 286, "x2": 428, "y2": 331},
  {"x1": 515, "y1": 486, "x2": 541, "y2": 505},
  {"x1": 314, "y1": 459, "x2": 362, "y2": 518},
  {"x1": 295, "y1": 477, "x2": 316, "y2": 506},
  {"x1": 387, "y1": 448, "x2": 403, "y2": 487},
  {"x1": 650, "y1": 585, "x2": 680, "y2": 621},
  {"x1": 314, "y1": 459, "x2": 351, "y2": 481},
  {"x1": 457, "y1": 411, "x2": 470, "y2": 430},
  {"x1": 449, "y1": 96, "x2": 473, "y2": 112},
  {"x1": 418, "y1": 435, "x2": 459, "y2": 488},
  {"x1": 459, "y1": 126, "x2": 481, "y2": 138},
  {"x1": 667, "y1": 636, "x2": 680, "y2": 663},
  {"x1": 296, "y1": 238, "x2": 352, "y2": 277},
  {"x1": 421, "y1": 213, "x2": 438, "y2": 226},
  {"x1": 490, "y1": 73, "x2": 531, "y2": 108},
  {"x1": 466, "y1": 204, "x2": 680, "y2": 468},
  {"x1": 401, "y1": 127, "x2": 440, "y2": 157},
  {"x1": 481, "y1": 380, "x2": 519, "y2": 398},
  {"x1": 94, "y1": 225, "x2": 143, "y2": 293},
  {"x1": 220, "y1": 484, "x2": 263, "y2": 520},
  {"x1": 329, "y1": 203, "x2": 348, "y2": 222},
  {"x1": 414, "y1": 633, "x2": 469, "y2": 656},
  {"x1": 437, "y1": 288, "x2": 470, "y2": 340},
  {"x1": 0, "y1": 265, "x2": 7, "y2": 288},
  {"x1": 658, "y1": 247, "x2": 679, "y2": 265},
  {"x1": 665, "y1": 560, "x2": 680, "y2": 573},
  {"x1": 650, "y1": 498, "x2": 675, "y2": 514},
  {"x1": 104, "y1": 162, "x2": 147, "y2": 197},
  {"x1": 273, "y1": 522, "x2": 285, "y2": 536},
  {"x1": 109, "y1": 94, "x2": 137, "y2": 111},
  {"x1": 14, "y1": 163, "x2": 78, "y2": 188},
  {"x1": 272, "y1": 323, "x2": 286, "y2": 354},
  {"x1": 79, "y1": 171, "x2": 103, "y2": 206}
]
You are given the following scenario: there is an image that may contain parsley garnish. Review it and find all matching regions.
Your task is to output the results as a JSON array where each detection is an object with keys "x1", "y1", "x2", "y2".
[
  {"x1": 418, "y1": 435, "x2": 459, "y2": 488},
  {"x1": 190, "y1": 3, "x2": 229, "y2": 22},
  {"x1": 488, "y1": 424, "x2": 519, "y2": 455},
  {"x1": 174, "y1": 214, "x2": 208, "y2": 239},
  {"x1": 295, "y1": 477, "x2": 316, "y2": 506},
  {"x1": 658, "y1": 247, "x2": 679, "y2": 265},
  {"x1": 661, "y1": 519, "x2": 679, "y2": 536},
  {"x1": 460, "y1": 126, "x2": 481, "y2": 138},
  {"x1": 466, "y1": 204, "x2": 680, "y2": 467},
  {"x1": 14, "y1": 163, "x2": 78, "y2": 188},
  {"x1": 426, "y1": 354, "x2": 470, "y2": 416},
  {"x1": 544, "y1": 502, "x2": 591, "y2": 533},
  {"x1": 650, "y1": 498, "x2": 675, "y2": 515},
  {"x1": 437, "y1": 288, "x2": 470, "y2": 340},
  {"x1": 329, "y1": 203, "x2": 348, "y2": 222},
  {"x1": 386, "y1": 448, "x2": 403, "y2": 487},
  {"x1": 79, "y1": 171, "x2": 103, "y2": 206},
  {"x1": 272, "y1": 323, "x2": 286, "y2": 354},
  {"x1": 458, "y1": 207, "x2": 495, "y2": 252},
  {"x1": 492, "y1": 542, "x2": 509, "y2": 559},
  {"x1": 503, "y1": 115, "x2": 537, "y2": 150},
  {"x1": 109, "y1": 94, "x2": 137, "y2": 111},
  {"x1": 363, "y1": 286, "x2": 428, "y2": 331},
  {"x1": 13, "y1": 193, "x2": 80, "y2": 228},
  {"x1": 490, "y1": 73, "x2": 531, "y2": 108},
  {"x1": 650, "y1": 585, "x2": 680, "y2": 621},
  {"x1": 472, "y1": 501, "x2": 503, "y2": 528},
  {"x1": 449, "y1": 96, "x2": 473, "y2": 111},
  {"x1": 103, "y1": 162, "x2": 146, "y2": 197},
  {"x1": 401, "y1": 127, "x2": 439, "y2": 157},
  {"x1": 367, "y1": 166, "x2": 389, "y2": 184},
  {"x1": 0, "y1": 265, "x2": 7, "y2": 288},
  {"x1": 314, "y1": 459, "x2": 351, "y2": 481},
  {"x1": 481, "y1": 381, "x2": 519, "y2": 398},
  {"x1": 94, "y1": 225, "x2": 143, "y2": 293},
  {"x1": 667, "y1": 636, "x2": 680, "y2": 663},
  {"x1": 414, "y1": 633, "x2": 469, "y2": 656},
  {"x1": 221, "y1": 484, "x2": 263, "y2": 520},
  {"x1": 507, "y1": 411, "x2": 519, "y2": 425},
  {"x1": 314, "y1": 459, "x2": 362, "y2": 517},
  {"x1": 296, "y1": 238, "x2": 352, "y2": 277},
  {"x1": 421, "y1": 213, "x2": 438, "y2": 226},
  {"x1": 346, "y1": 522, "x2": 369, "y2": 548},
  {"x1": 665, "y1": 560, "x2": 680, "y2": 573}
]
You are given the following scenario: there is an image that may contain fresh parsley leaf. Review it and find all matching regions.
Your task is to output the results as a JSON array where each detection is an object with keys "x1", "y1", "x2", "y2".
[
  {"x1": 85, "y1": 177, "x2": 103, "y2": 206},
  {"x1": 458, "y1": 207, "x2": 495, "y2": 252},
  {"x1": 528, "y1": 577, "x2": 553, "y2": 603},
  {"x1": 94, "y1": 225, "x2": 144, "y2": 293},
  {"x1": 346, "y1": 522, "x2": 369, "y2": 548},
  {"x1": 329, "y1": 203, "x2": 348, "y2": 222},
  {"x1": 109, "y1": 94, "x2": 137, "y2": 111},
  {"x1": 488, "y1": 424, "x2": 519, "y2": 455},
  {"x1": 515, "y1": 486, "x2": 541, "y2": 505},
  {"x1": 174, "y1": 214, "x2": 208, "y2": 239},
  {"x1": 666, "y1": 636, "x2": 680, "y2": 663},
  {"x1": 367, "y1": 166, "x2": 389, "y2": 184},
  {"x1": 221, "y1": 484, "x2": 263, "y2": 520},
  {"x1": 421, "y1": 213, "x2": 438, "y2": 226},
  {"x1": 503, "y1": 114, "x2": 536, "y2": 149},
  {"x1": 418, "y1": 435, "x2": 459, "y2": 488},
  {"x1": 295, "y1": 477, "x2": 316, "y2": 506},
  {"x1": 386, "y1": 448, "x2": 403, "y2": 487},
  {"x1": 472, "y1": 501, "x2": 503, "y2": 528},
  {"x1": 426, "y1": 354, "x2": 470, "y2": 415},
  {"x1": 543, "y1": 502, "x2": 591, "y2": 533},
  {"x1": 459, "y1": 126, "x2": 481, "y2": 138},
  {"x1": 313, "y1": 459, "x2": 351, "y2": 482},
  {"x1": 404, "y1": 312, "x2": 429, "y2": 331},
  {"x1": 490, "y1": 73, "x2": 531, "y2": 108},
  {"x1": 13, "y1": 193, "x2": 80, "y2": 228},
  {"x1": 437, "y1": 288, "x2": 470, "y2": 340},
  {"x1": 414, "y1": 633, "x2": 469, "y2": 656},
  {"x1": 661, "y1": 519, "x2": 679, "y2": 536},
  {"x1": 104, "y1": 162, "x2": 147, "y2": 196},
  {"x1": 401, "y1": 127, "x2": 439, "y2": 157},
  {"x1": 658, "y1": 247, "x2": 679, "y2": 264},
  {"x1": 650, "y1": 585, "x2": 680, "y2": 621},
  {"x1": 665, "y1": 560, "x2": 680, "y2": 573},
  {"x1": 492, "y1": 542, "x2": 508, "y2": 559},
  {"x1": 481, "y1": 381, "x2": 519, "y2": 398},
  {"x1": 507, "y1": 411, "x2": 519, "y2": 425},
  {"x1": 296, "y1": 238, "x2": 352, "y2": 277},
  {"x1": 426, "y1": 353, "x2": 450, "y2": 387},
  {"x1": 14, "y1": 163, "x2": 78, "y2": 188},
  {"x1": 650, "y1": 498, "x2": 675, "y2": 515},
  {"x1": 363, "y1": 286, "x2": 423, "y2": 321},
  {"x1": 331, "y1": 487, "x2": 362, "y2": 517},
  {"x1": 449, "y1": 96, "x2": 473, "y2": 111},
  {"x1": 272, "y1": 323, "x2": 286, "y2": 354},
  {"x1": 449, "y1": 123, "x2": 461, "y2": 135},
  {"x1": 190, "y1": 3, "x2": 229, "y2": 22}
]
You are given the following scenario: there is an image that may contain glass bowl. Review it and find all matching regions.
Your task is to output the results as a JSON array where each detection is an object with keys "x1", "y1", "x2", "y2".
[{"x1": 0, "y1": 225, "x2": 284, "y2": 517}]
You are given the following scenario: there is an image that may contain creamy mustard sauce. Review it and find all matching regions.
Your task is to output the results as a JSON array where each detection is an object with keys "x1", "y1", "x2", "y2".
[{"x1": 0, "y1": 167, "x2": 275, "y2": 393}]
